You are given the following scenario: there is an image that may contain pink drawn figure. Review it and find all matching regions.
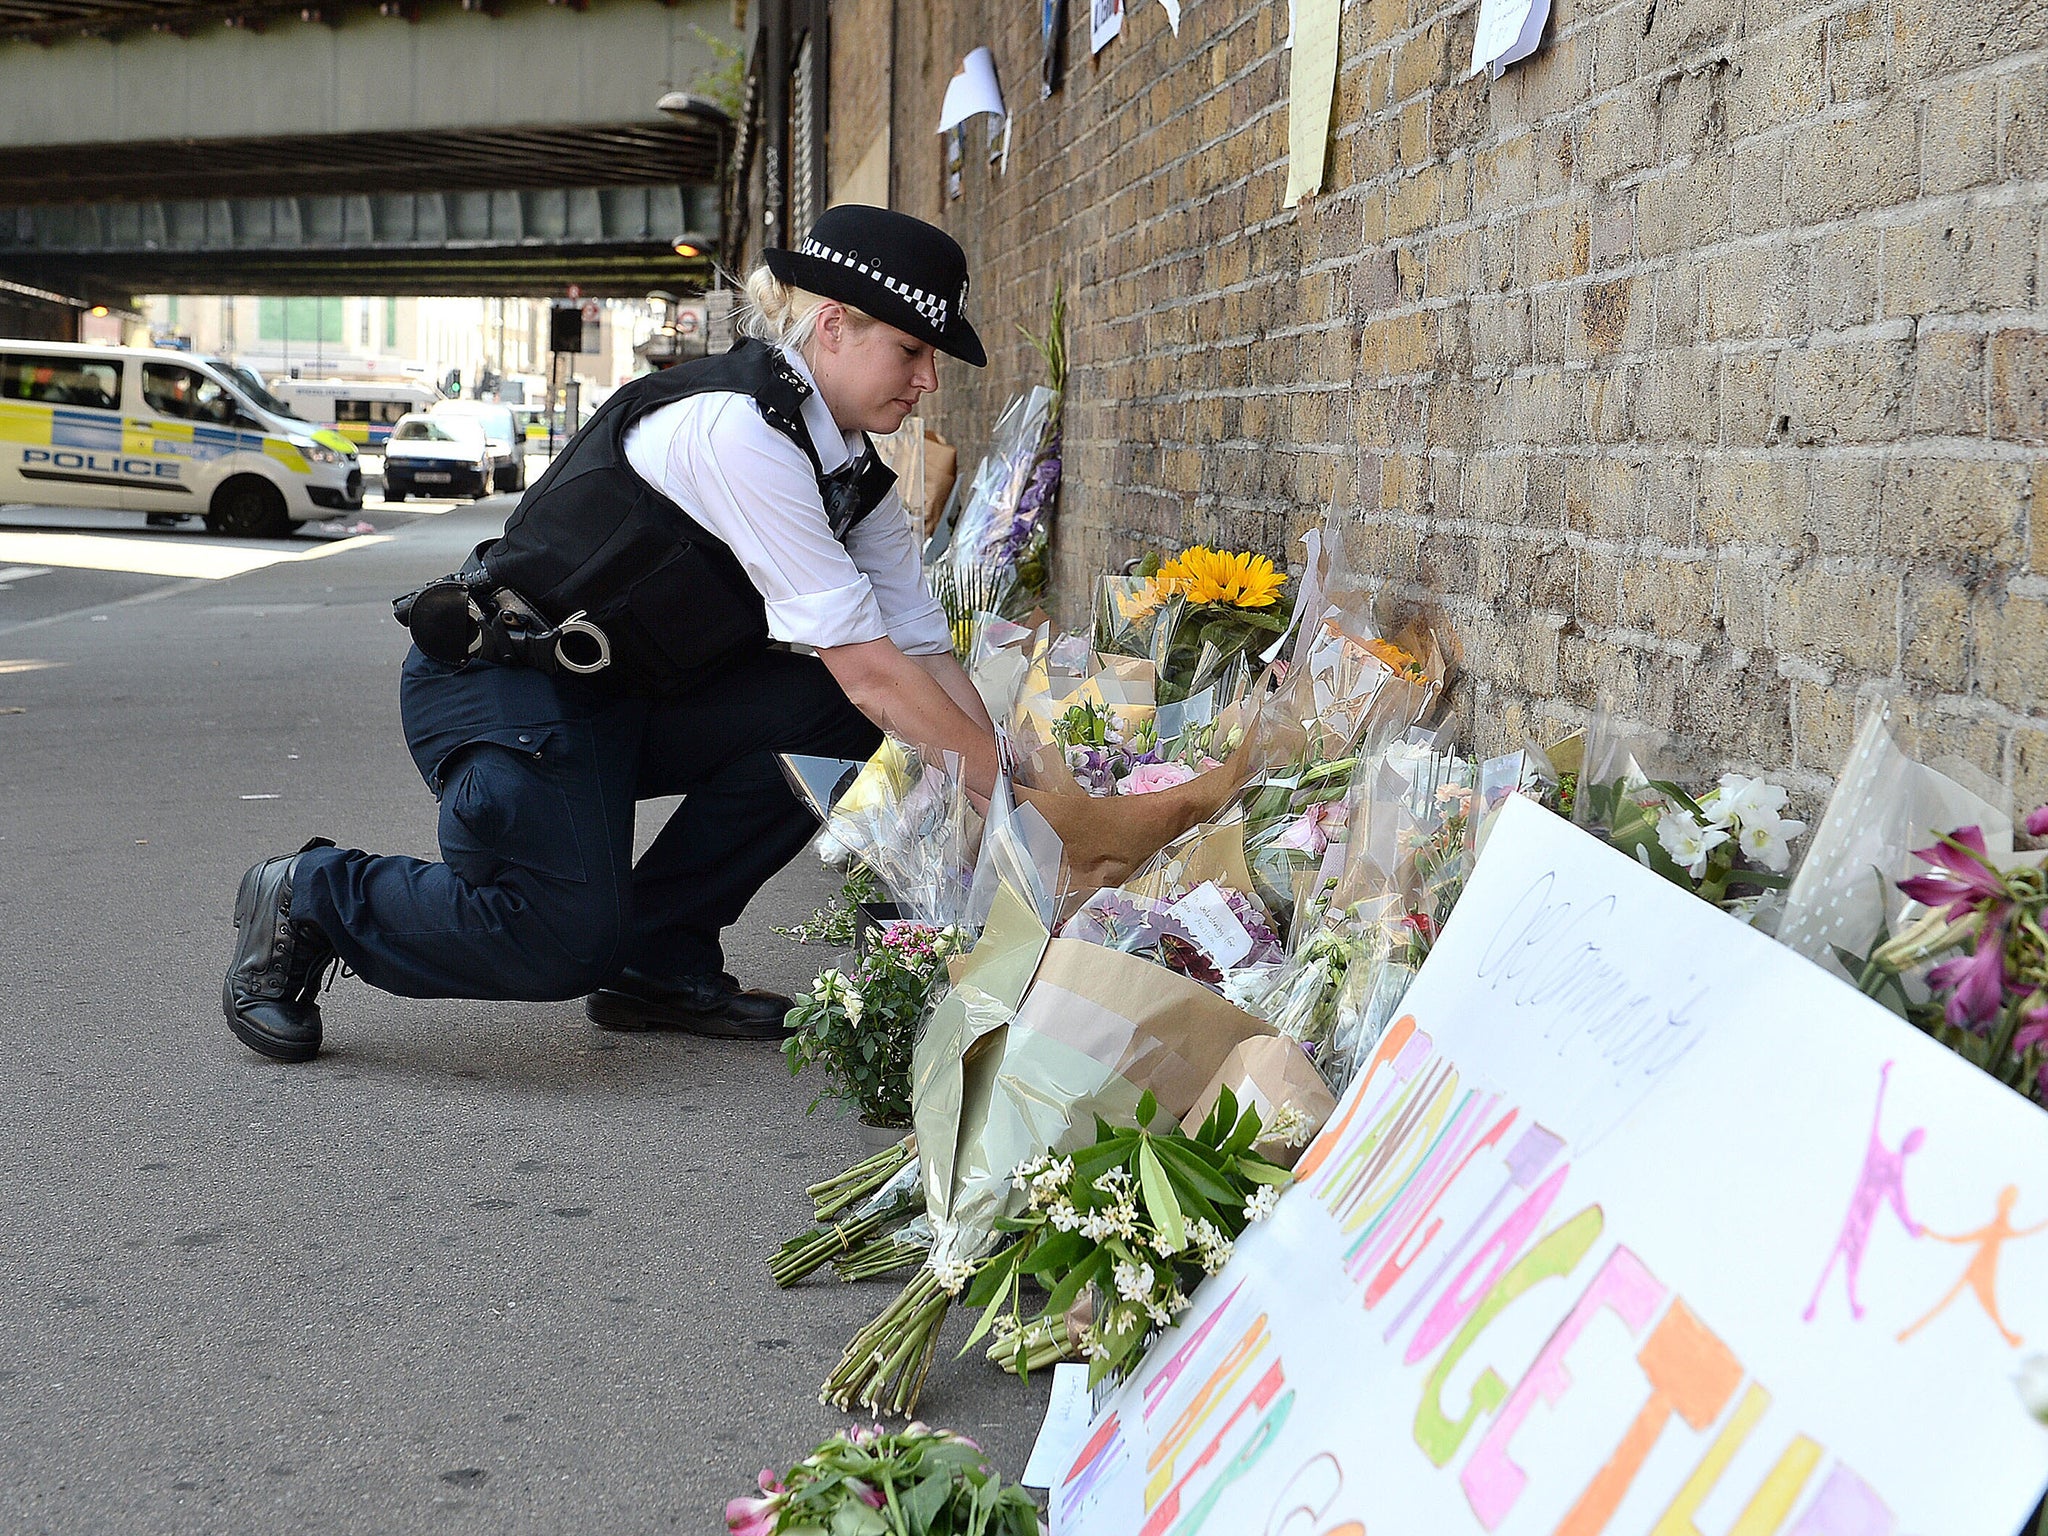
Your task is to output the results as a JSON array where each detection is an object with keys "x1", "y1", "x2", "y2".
[
  {"x1": 1897, "y1": 1185, "x2": 2048, "y2": 1348},
  {"x1": 1803, "y1": 1060, "x2": 1926, "y2": 1323}
]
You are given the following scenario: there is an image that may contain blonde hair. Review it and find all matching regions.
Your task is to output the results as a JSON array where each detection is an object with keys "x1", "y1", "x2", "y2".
[{"x1": 739, "y1": 265, "x2": 879, "y2": 355}]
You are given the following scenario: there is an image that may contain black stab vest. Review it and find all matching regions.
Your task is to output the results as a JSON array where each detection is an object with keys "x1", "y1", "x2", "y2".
[{"x1": 479, "y1": 338, "x2": 899, "y2": 696}]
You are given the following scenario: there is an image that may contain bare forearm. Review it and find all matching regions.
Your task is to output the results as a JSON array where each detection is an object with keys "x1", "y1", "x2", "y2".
[
  {"x1": 822, "y1": 639, "x2": 999, "y2": 795},
  {"x1": 913, "y1": 650, "x2": 996, "y2": 735}
]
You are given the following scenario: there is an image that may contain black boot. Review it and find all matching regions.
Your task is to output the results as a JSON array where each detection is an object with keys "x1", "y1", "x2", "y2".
[
  {"x1": 223, "y1": 838, "x2": 339, "y2": 1063},
  {"x1": 585, "y1": 969, "x2": 796, "y2": 1040}
]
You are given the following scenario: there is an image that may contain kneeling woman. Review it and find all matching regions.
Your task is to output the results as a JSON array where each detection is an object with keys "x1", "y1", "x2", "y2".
[{"x1": 222, "y1": 205, "x2": 998, "y2": 1059}]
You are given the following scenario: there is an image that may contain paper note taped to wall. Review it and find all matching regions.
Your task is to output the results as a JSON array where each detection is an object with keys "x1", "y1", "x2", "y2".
[
  {"x1": 1471, "y1": 0, "x2": 1550, "y2": 76},
  {"x1": 1282, "y1": 0, "x2": 1340, "y2": 206}
]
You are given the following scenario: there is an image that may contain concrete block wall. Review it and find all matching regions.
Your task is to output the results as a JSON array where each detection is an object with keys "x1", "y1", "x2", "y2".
[{"x1": 855, "y1": 0, "x2": 2048, "y2": 808}]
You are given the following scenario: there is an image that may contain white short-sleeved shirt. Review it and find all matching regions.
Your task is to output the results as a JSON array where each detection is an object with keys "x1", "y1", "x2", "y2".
[{"x1": 620, "y1": 345, "x2": 951, "y2": 656}]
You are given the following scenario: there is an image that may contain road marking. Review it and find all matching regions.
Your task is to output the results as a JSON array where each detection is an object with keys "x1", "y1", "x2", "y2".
[
  {"x1": 0, "y1": 658, "x2": 62, "y2": 674},
  {"x1": 0, "y1": 530, "x2": 391, "y2": 581},
  {"x1": 0, "y1": 565, "x2": 52, "y2": 584}
]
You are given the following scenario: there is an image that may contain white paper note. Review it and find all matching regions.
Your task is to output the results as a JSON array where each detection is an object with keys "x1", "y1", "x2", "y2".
[
  {"x1": 938, "y1": 46, "x2": 1007, "y2": 132},
  {"x1": 1022, "y1": 1363, "x2": 1095, "y2": 1488},
  {"x1": 1470, "y1": 0, "x2": 1550, "y2": 76},
  {"x1": 1167, "y1": 880, "x2": 1254, "y2": 968}
]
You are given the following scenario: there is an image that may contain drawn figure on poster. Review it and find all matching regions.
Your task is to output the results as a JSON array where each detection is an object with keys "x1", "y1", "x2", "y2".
[
  {"x1": 1804, "y1": 1060, "x2": 1926, "y2": 1323},
  {"x1": 1897, "y1": 1185, "x2": 2047, "y2": 1348}
]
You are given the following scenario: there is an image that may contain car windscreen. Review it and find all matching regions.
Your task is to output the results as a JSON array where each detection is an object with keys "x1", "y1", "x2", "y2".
[
  {"x1": 219, "y1": 364, "x2": 307, "y2": 423},
  {"x1": 391, "y1": 418, "x2": 478, "y2": 443}
]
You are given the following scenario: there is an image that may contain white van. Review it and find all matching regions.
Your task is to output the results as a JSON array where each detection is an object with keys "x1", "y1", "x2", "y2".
[
  {"x1": 0, "y1": 341, "x2": 362, "y2": 538},
  {"x1": 265, "y1": 378, "x2": 437, "y2": 453}
]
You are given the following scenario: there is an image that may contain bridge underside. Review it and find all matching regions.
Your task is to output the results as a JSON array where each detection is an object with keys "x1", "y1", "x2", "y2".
[
  {"x1": 0, "y1": 0, "x2": 734, "y2": 306},
  {"x1": 0, "y1": 178, "x2": 722, "y2": 298}
]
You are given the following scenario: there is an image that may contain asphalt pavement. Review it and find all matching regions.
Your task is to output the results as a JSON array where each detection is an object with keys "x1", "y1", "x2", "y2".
[{"x1": 0, "y1": 491, "x2": 1050, "y2": 1533}]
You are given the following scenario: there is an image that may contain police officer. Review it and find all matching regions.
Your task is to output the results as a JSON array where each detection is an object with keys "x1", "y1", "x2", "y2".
[{"x1": 222, "y1": 205, "x2": 999, "y2": 1060}]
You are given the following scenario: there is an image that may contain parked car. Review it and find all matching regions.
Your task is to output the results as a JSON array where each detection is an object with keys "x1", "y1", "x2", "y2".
[
  {"x1": 381, "y1": 413, "x2": 493, "y2": 501},
  {"x1": 0, "y1": 339, "x2": 360, "y2": 537},
  {"x1": 429, "y1": 398, "x2": 527, "y2": 493}
]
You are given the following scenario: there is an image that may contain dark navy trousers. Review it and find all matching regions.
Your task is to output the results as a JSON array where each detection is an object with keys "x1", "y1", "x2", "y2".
[{"x1": 292, "y1": 645, "x2": 880, "y2": 1001}]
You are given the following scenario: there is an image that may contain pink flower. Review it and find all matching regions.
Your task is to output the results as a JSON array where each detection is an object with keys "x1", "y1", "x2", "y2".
[
  {"x1": 1898, "y1": 826, "x2": 2008, "y2": 921},
  {"x1": 1272, "y1": 799, "x2": 1341, "y2": 855},
  {"x1": 1926, "y1": 915, "x2": 2009, "y2": 1030},
  {"x1": 845, "y1": 1479, "x2": 885, "y2": 1510},
  {"x1": 2027, "y1": 804, "x2": 2048, "y2": 839},
  {"x1": 725, "y1": 1473, "x2": 783, "y2": 1536},
  {"x1": 1119, "y1": 761, "x2": 1199, "y2": 795}
]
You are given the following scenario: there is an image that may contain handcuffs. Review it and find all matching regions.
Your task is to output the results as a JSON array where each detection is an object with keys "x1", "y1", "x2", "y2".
[{"x1": 392, "y1": 565, "x2": 612, "y2": 677}]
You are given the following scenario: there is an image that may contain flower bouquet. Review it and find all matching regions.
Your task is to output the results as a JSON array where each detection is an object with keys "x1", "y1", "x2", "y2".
[
  {"x1": 1571, "y1": 710, "x2": 1807, "y2": 924},
  {"x1": 962, "y1": 1086, "x2": 1292, "y2": 1386},
  {"x1": 1848, "y1": 807, "x2": 2048, "y2": 1108},
  {"x1": 1576, "y1": 770, "x2": 1808, "y2": 921},
  {"x1": 1249, "y1": 737, "x2": 1476, "y2": 1093},
  {"x1": 1096, "y1": 544, "x2": 1294, "y2": 705},
  {"x1": 770, "y1": 1149, "x2": 927, "y2": 1288},
  {"x1": 725, "y1": 1423, "x2": 1040, "y2": 1536},
  {"x1": 783, "y1": 923, "x2": 969, "y2": 1133},
  {"x1": 824, "y1": 836, "x2": 1281, "y2": 1415},
  {"x1": 1775, "y1": 700, "x2": 2020, "y2": 983}
]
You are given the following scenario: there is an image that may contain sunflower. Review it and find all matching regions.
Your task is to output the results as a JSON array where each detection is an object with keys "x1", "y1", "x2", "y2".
[
  {"x1": 1365, "y1": 635, "x2": 1427, "y2": 682},
  {"x1": 1154, "y1": 546, "x2": 1288, "y2": 609}
]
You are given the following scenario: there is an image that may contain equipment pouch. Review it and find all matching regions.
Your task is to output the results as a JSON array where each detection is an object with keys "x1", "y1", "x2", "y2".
[{"x1": 393, "y1": 576, "x2": 486, "y2": 667}]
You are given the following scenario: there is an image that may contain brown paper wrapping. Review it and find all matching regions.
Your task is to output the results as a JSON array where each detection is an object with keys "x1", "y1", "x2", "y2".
[
  {"x1": 1015, "y1": 675, "x2": 1309, "y2": 904},
  {"x1": 1013, "y1": 938, "x2": 1275, "y2": 1118},
  {"x1": 1180, "y1": 1035, "x2": 1339, "y2": 1169}
]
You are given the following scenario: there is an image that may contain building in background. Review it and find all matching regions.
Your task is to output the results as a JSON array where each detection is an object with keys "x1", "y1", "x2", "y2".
[{"x1": 136, "y1": 293, "x2": 660, "y2": 407}]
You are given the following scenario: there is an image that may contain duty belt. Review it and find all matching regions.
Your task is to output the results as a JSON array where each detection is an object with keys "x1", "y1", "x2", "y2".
[{"x1": 392, "y1": 559, "x2": 612, "y2": 677}]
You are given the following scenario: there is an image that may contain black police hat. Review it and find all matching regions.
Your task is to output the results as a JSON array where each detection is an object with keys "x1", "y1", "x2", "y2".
[{"x1": 764, "y1": 205, "x2": 987, "y2": 367}]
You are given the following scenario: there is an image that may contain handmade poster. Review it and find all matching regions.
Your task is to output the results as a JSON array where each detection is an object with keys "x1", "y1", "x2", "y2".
[
  {"x1": 1282, "y1": 0, "x2": 1340, "y2": 207},
  {"x1": 1053, "y1": 795, "x2": 2048, "y2": 1536},
  {"x1": 1089, "y1": 0, "x2": 1122, "y2": 56},
  {"x1": 1470, "y1": 0, "x2": 1551, "y2": 76}
]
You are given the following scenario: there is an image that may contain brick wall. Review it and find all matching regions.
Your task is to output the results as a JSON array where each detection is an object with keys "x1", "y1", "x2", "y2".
[{"x1": 842, "y1": 0, "x2": 2048, "y2": 809}]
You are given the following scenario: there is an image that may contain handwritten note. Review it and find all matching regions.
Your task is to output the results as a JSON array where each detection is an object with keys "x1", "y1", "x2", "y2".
[
  {"x1": 1168, "y1": 881, "x2": 1255, "y2": 968},
  {"x1": 1470, "y1": 0, "x2": 1550, "y2": 76}
]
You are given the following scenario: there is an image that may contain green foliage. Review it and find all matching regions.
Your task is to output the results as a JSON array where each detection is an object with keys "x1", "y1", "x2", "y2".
[
  {"x1": 967, "y1": 1084, "x2": 1294, "y2": 1387},
  {"x1": 777, "y1": 862, "x2": 882, "y2": 946},
  {"x1": 688, "y1": 24, "x2": 748, "y2": 121},
  {"x1": 735, "y1": 1423, "x2": 1039, "y2": 1536},
  {"x1": 783, "y1": 925, "x2": 963, "y2": 1128}
]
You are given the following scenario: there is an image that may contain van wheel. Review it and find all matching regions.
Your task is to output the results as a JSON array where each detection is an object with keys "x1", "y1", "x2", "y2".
[
  {"x1": 206, "y1": 477, "x2": 292, "y2": 539},
  {"x1": 496, "y1": 461, "x2": 526, "y2": 494}
]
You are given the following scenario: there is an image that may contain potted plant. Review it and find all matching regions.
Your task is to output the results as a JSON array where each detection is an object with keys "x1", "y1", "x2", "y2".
[{"x1": 783, "y1": 923, "x2": 965, "y2": 1140}]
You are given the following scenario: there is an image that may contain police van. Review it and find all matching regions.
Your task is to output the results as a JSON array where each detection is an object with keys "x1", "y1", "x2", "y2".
[
  {"x1": 265, "y1": 377, "x2": 437, "y2": 452},
  {"x1": 0, "y1": 341, "x2": 363, "y2": 538}
]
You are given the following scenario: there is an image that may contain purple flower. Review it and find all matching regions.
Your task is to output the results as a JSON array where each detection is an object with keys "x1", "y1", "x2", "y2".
[
  {"x1": 1897, "y1": 825, "x2": 2009, "y2": 921},
  {"x1": 1926, "y1": 914, "x2": 2010, "y2": 1031},
  {"x1": 2027, "y1": 803, "x2": 2048, "y2": 839}
]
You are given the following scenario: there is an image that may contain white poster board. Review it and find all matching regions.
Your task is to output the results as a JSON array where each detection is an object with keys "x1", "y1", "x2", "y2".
[{"x1": 1054, "y1": 796, "x2": 2048, "y2": 1536}]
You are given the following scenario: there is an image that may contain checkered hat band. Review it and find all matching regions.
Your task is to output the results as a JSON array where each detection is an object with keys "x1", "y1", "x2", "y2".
[{"x1": 799, "y1": 238, "x2": 958, "y2": 330}]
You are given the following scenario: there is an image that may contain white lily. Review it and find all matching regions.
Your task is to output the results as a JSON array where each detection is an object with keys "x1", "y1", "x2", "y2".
[
  {"x1": 1656, "y1": 809, "x2": 1730, "y2": 879},
  {"x1": 1702, "y1": 773, "x2": 1790, "y2": 831},
  {"x1": 1736, "y1": 814, "x2": 1808, "y2": 874}
]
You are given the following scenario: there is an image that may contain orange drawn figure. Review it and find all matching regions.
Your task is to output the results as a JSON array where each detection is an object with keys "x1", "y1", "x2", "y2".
[
  {"x1": 1804, "y1": 1060, "x2": 1926, "y2": 1323},
  {"x1": 1897, "y1": 1185, "x2": 2047, "y2": 1348}
]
